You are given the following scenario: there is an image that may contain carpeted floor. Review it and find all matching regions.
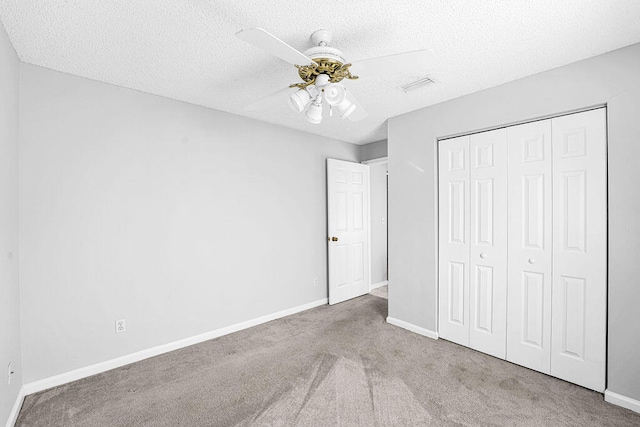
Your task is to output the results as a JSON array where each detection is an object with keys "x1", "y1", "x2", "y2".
[
  {"x1": 369, "y1": 285, "x2": 388, "y2": 299},
  {"x1": 16, "y1": 294, "x2": 640, "y2": 426}
]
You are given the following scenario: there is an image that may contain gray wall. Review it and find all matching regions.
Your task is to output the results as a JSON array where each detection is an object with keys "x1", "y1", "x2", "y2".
[
  {"x1": 0, "y1": 21, "x2": 22, "y2": 425},
  {"x1": 388, "y1": 43, "x2": 640, "y2": 401},
  {"x1": 369, "y1": 163, "x2": 388, "y2": 285},
  {"x1": 19, "y1": 64, "x2": 359, "y2": 383},
  {"x1": 360, "y1": 140, "x2": 387, "y2": 162}
]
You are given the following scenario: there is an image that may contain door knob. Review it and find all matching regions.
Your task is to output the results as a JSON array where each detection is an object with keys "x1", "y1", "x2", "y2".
[
  {"x1": 480, "y1": 253, "x2": 487, "y2": 259},
  {"x1": 528, "y1": 258, "x2": 536, "y2": 264},
  {"x1": 328, "y1": 236, "x2": 338, "y2": 242}
]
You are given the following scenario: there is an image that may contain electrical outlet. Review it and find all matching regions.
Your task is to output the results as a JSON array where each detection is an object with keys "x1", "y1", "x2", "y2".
[
  {"x1": 115, "y1": 319, "x2": 126, "y2": 334},
  {"x1": 7, "y1": 362, "x2": 13, "y2": 385},
  {"x1": 313, "y1": 277, "x2": 319, "y2": 287}
]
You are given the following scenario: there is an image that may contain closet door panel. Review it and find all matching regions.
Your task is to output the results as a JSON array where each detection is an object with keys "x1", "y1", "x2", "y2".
[
  {"x1": 469, "y1": 129, "x2": 508, "y2": 359},
  {"x1": 506, "y1": 120, "x2": 553, "y2": 373},
  {"x1": 551, "y1": 108, "x2": 607, "y2": 392},
  {"x1": 438, "y1": 136, "x2": 470, "y2": 346}
]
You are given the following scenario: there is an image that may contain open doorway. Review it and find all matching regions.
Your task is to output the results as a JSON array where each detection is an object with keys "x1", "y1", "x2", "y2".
[{"x1": 364, "y1": 157, "x2": 388, "y2": 299}]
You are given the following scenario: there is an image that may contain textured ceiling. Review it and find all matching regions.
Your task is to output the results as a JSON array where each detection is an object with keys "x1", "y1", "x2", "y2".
[{"x1": 1, "y1": 1, "x2": 640, "y2": 145}]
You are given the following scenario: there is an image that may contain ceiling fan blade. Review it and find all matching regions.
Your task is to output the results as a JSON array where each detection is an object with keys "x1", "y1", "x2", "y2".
[
  {"x1": 242, "y1": 86, "x2": 295, "y2": 112},
  {"x1": 236, "y1": 28, "x2": 317, "y2": 67},
  {"x1": 346, "y1": 90, "x2": 368, "y2": 122},
  {"x1": 349, "y1": 49, "x2": 437, "y2": 79}
]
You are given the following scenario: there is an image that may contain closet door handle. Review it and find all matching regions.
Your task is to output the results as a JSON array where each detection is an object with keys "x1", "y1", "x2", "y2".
[
  {"x1": 528, "y1": 258, "x2": 536, "y2": 264},
  {"x1": 479, "y1": 253, "x2": 487, "y2": 259}
]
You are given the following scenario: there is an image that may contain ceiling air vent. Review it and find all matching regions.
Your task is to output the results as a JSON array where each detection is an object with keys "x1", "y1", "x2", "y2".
[{"x1": 398, "y1": 76, "x2": 435, "y2": 93}]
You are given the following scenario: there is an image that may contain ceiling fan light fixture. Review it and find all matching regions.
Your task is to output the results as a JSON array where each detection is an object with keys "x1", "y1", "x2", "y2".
[
  {"x1": 324, "y1": 83, "x2": 356, "y2": 119},
  {"x1": 324, "y1": 83, "x2": 355, "y2": 119},
  {"x1": 324, "y1": 83, "x2": 346, "y2": 106},
  {"x1": 315, "y1": 73, "x2": 331, "y2": 88},
  {"x1": 288, "y1": 88, "x2": 312, "y2": 113},
  {"x1": 334, "y1": 101, "x2": 356, "y2": 119},
  {"x1": 305, "y1": 96, "x2": 323, "y2": 124}
]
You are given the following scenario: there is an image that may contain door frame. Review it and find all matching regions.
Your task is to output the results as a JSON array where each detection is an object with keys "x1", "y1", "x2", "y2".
[{"x1": 362, "y1": 156, "x2": 388, "y2": 292}]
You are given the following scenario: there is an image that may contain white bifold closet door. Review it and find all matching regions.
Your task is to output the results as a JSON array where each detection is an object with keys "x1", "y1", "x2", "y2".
[
  {"x1": 438, "y1": 108, "x2": 606, "y2": 392},
  {"x1": 469, "y1": 129, "x2": 508, "y2": 358},
  {"x1": 438, "y1": 135, "x2": 471, "y2": 346},
  {"x1": 438, "y1": 129, "x2": 508, "y2": 358},
  {"x1": 549, "y1": 108, "x2": 607, "y2": 391},
  {"x1": 506, "y1": 119, "x2": 554, "y2": 374}
]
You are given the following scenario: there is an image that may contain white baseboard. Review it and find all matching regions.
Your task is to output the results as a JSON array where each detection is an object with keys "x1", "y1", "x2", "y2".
[
  {"x1": 605, "y1": 389, "x2": 640, "y2": 413},
  {"x1": 386, "y1": 317, "x2": 439, "y2": 340},
  {"x1": 370, "y1": 280, "x2": 388, "y2": 290},
  {"x1": 5, "y1": 386, "x2": 25, "y2": 427},
  {"x1": 23, "y1": 298, "x2": 328, "y2": 396}
]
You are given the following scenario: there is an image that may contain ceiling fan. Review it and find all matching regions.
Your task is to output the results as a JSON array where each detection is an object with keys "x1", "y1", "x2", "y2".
[{"x1": 236, "y1": 28, "x2": 436, "y2": 124}]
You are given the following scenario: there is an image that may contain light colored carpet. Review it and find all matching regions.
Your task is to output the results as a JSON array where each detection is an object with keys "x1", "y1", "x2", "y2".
[
  {"x1": 369, "y1": 285, "x2": 388, "y2": 299},
  {"x1": 16, "y1": 295, "x2": 640, "y2": 426}
]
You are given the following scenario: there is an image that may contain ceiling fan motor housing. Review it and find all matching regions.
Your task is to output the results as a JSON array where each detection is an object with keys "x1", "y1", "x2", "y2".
[
  {"x1": 310, "y1": 29, "x2": 332, "y2": 46},
  {"x1": 303, "y1": 46, "x2": 346, "y2": 64},
  {"x1": 288, "y1": 29, "x2": 358, "y2": 90}
]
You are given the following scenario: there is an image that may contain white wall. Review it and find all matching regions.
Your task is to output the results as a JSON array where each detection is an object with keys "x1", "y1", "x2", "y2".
[
  {"x1": 360, "y1": 140, "x2": 387, "y2": 162},
  {"x1": 0, "y1": 20, "x2": 22, "y2": 425},
  {"x1": 369, "y1": 163, "x2": 387, "y2": 285},
  {"x1": 388, "y1": 43, "x2": 640, "y2": 402},
  {"x1": 19, "y1": 64, "x2": 359, "y2": 383}
]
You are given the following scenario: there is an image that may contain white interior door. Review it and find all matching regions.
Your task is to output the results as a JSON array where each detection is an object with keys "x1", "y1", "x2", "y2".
[
  {"x1": 506, "y1": 119, "x2": 553, "y2": 374},
  {"x1": 327, "y1": 159, "x2": 370, "y2": 305},
  {"x1": 438, "y1": 135, "x2": 470, "y2": 346},
  {"x1": 469, "y1": 129, "x2": 508, "y2": 359},
  {"x1": 550, "y1": 108, "x2": 607, "y2": 391}
]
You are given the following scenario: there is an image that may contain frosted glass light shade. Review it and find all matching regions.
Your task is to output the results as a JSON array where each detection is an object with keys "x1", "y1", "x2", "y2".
[{"x1": 288, "y1": 89, "x2": 312, "y2": 113}]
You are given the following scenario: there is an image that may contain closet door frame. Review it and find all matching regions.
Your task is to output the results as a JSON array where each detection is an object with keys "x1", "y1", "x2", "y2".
[{"x1": 434, "y1": 106, "x2": 608, "y2": 391}]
